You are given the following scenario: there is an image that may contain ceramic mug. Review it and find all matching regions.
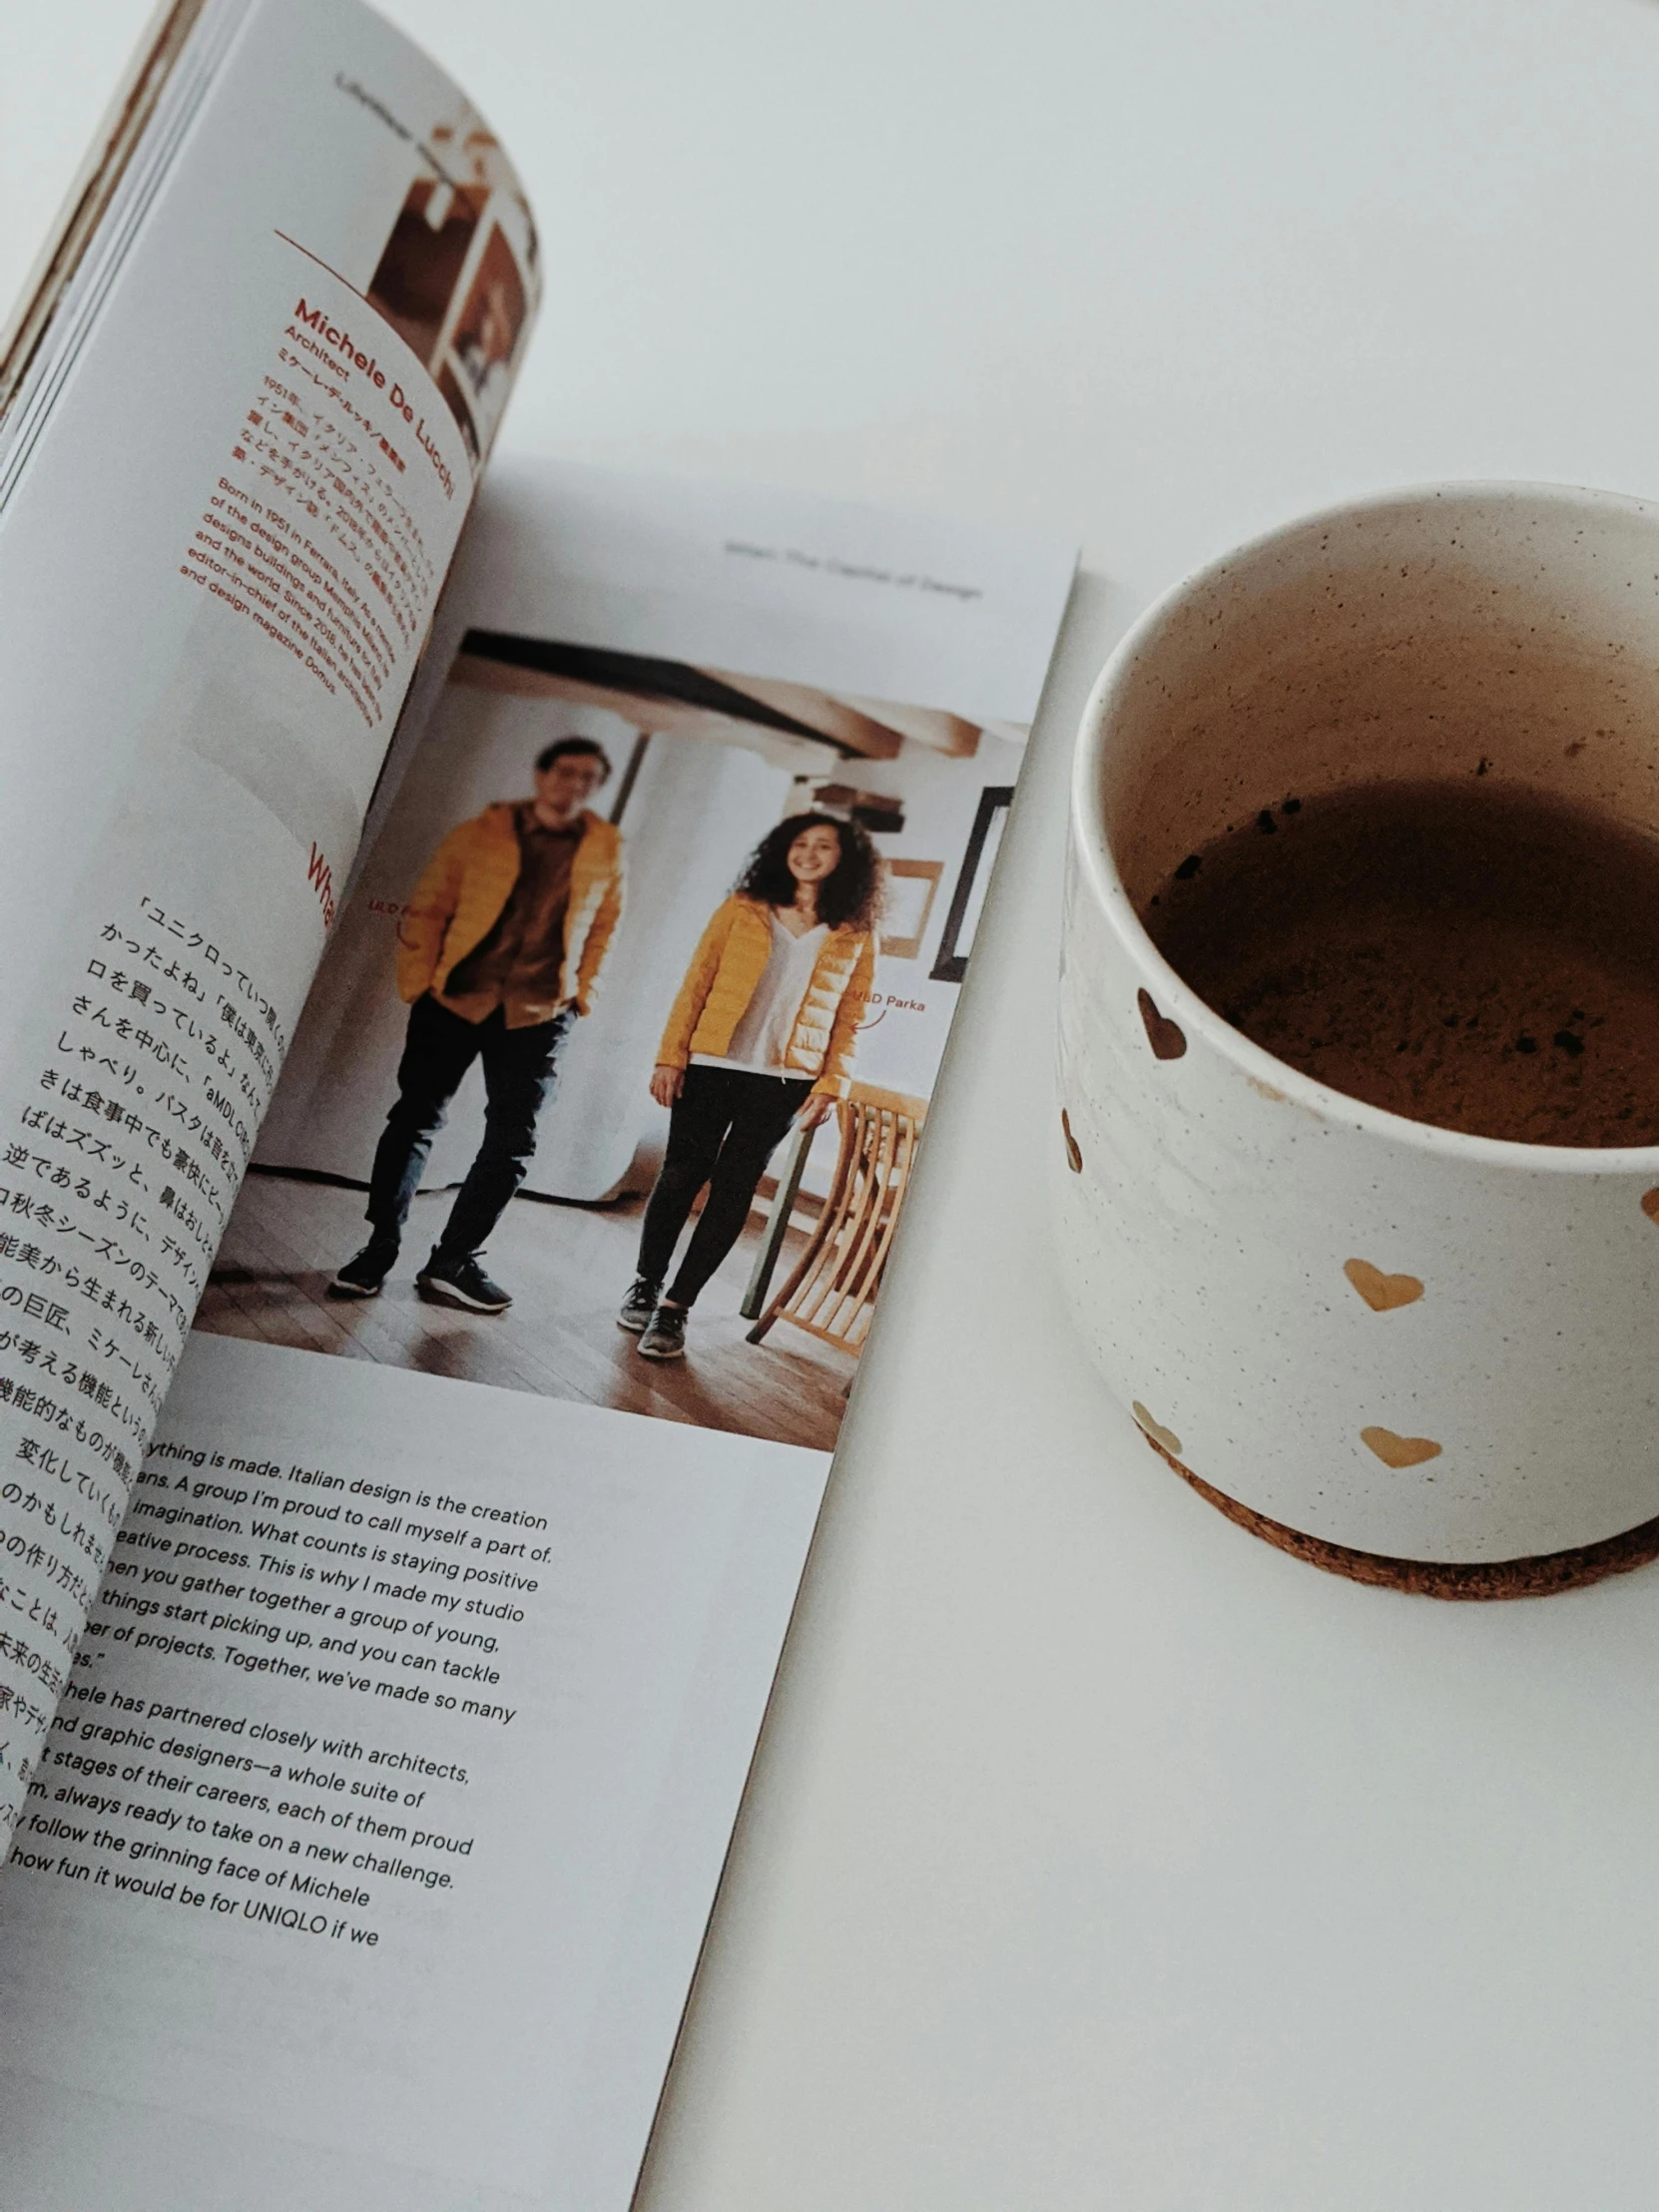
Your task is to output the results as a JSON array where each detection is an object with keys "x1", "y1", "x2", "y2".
[{"x1": 1055, "y1": 482, "x2": 1659, "y2": 1592}]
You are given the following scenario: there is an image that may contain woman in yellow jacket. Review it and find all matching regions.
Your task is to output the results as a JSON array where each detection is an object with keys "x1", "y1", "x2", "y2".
[{"x1": 621, "y1": 813, "x2": 881, "y2": 1361}]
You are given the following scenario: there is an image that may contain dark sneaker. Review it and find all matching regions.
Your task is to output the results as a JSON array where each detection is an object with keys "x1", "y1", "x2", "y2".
[
  {"x1": 416, "y1": 1253, "x2": 512, "y2": 1314},
  {"x1": 637, "y1": 1304, "x2": 688, "y2": 1362},
  {"x1": 327, "y1": 1237, "x2": 399, "y2": 1299},
  {"x1": 617, "y1": 1276, "x2": 662, "y2": 1334}
]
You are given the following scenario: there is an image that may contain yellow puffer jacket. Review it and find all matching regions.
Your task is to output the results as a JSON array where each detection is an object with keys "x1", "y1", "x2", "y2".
[
  {"x1": 395, "y1": 805, "x2": 625, "y2": 1016},
  {"x1": 658, "y1": 895, "x2": 876, "y2": 1099}
]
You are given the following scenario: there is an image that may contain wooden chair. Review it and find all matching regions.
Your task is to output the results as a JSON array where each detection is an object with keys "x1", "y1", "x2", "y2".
[{"x1": 746, "y1": 1083, "x2": 928, "y2": 1356}]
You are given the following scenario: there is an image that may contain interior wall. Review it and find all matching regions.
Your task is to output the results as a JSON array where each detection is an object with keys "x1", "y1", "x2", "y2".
[{"x1": 850, "y1": 727, "x2": 1026, "y2": 1096}]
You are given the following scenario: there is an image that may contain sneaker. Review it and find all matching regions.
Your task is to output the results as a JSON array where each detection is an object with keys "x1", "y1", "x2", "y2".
[
  {"x1": 416, "y1": 1253, "x2": 512, "y2": 1314},
  {"x1": 327, "y1": 1237, "x2": 399, "y2": 1299},
  {"x1": 637, "y1": 1303, "x2": 688, "y2": 1362},
  {"x1": 617, "y1": 1276, "x2": 662, "y2": 1334}
]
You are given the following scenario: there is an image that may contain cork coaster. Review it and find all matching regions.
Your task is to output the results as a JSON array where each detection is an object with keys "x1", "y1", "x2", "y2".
[{"x1": 1138, "y1": 1429, "x2": 1659, "y2": 1599}]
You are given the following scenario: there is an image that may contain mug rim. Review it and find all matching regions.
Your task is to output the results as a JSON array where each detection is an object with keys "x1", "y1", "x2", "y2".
[{"x1": 1070, "y1": 476, "x2": 1659, "y2": 1176}]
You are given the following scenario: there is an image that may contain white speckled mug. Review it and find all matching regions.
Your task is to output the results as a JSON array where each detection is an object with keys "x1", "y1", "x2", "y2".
[{"x1": 1056, "y1": 483, "x2": 1659, "y2": 1594}]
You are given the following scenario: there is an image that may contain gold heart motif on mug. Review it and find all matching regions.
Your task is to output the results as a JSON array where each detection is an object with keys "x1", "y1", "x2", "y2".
[
  {"x1": 1360, "y1": 1425, "x2": 1442, "y2": 1469},
  {"x1": 1136, "y1": 988, "x2": 1187, "y2": 1061},
  {"x1": 1132, "y1": 1400, "x2": 1183, "y2": 1456},
  {"x1": 1060, "y1": 1108, "x2": 1083, "y2": 1174},
  {"x1": 1344, "y1": 1258, "x2": 1424, "y2": 1312}
]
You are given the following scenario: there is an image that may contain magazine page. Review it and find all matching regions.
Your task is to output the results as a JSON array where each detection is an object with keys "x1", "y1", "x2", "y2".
[
  {"x1": 0, "y1": 459, "x2": 1077, "y2": 2210},
  {"x1": 0, "y1": 0, "x2": 537, "y2": 1839}
]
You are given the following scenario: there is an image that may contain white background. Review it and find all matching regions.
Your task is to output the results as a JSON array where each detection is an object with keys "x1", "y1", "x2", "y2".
[{"x1": 13, "y1": 4, "x2": 1659, "y2": 2206}]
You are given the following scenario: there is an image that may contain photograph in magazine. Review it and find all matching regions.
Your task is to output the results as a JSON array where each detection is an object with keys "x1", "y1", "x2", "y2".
[
  {"x1": 198, "y1": 632, "x2": 1027, "y2": 1453},
  {"x1": 362, "y1": 106, "x2": 536, "y2": 463}
]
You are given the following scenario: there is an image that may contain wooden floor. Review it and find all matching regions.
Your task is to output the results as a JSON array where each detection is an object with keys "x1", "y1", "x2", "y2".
[{"x1": 196, "y1": 1170, "x2": 854, "y2": 1452}]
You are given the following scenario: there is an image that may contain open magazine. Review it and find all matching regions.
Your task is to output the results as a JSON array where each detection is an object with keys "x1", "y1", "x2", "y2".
[{"x1": 0, "y1": 4, "x2": 1076, "y2": 2205}]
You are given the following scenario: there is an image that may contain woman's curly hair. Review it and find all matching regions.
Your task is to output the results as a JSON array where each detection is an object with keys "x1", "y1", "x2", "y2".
[{"x1": 735, "y1": 812, "x2": 884, "y2": 933}]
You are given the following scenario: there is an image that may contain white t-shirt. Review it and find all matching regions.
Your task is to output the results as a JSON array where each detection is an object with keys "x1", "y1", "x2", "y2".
[{"x1": 692, "y1": 913, "x2": 829, "y2": 1076}]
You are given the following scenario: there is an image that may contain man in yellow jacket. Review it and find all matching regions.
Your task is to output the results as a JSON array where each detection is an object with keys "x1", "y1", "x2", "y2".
[{"x1": 329, "y1": 737, "x2": 625, "y2": 1313}]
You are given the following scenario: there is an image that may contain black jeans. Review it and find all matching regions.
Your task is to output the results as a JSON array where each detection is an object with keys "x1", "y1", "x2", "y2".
[
  {"x1": 365, "y1": 995, "x2": 572, "y2": 1261},
  {"x1": 637, "y1": 1064, "x2": 812, "y2": 1308}
]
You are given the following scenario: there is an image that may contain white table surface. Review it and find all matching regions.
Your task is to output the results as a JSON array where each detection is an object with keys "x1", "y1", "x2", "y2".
[{"x1": 14, "y1": 4, "x2": 1659, "y2": 2204}]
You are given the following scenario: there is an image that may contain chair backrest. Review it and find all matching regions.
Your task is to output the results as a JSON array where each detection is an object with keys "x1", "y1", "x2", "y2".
[{"x1": 751, "y1": 1080, "x2": 929, "y2": 1355}]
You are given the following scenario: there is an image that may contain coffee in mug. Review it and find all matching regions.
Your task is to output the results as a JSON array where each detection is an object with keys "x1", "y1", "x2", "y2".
[{"x1": 1145, "y1": 780, "x2": 1659, "y2": 1148}]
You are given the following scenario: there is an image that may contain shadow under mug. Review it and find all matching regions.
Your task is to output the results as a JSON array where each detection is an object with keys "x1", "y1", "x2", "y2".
[{"x1": 1056, "y1": 482, "x2": 1659, "y2": 1598}]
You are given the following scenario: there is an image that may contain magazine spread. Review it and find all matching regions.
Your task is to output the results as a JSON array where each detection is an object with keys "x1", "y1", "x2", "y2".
[{"x1": 0, "y1": 5, "x2": 1075, "y2": 2208}]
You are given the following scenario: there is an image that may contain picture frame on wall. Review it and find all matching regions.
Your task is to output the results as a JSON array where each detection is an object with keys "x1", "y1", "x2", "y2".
[
  {"x1": 928, "y1": 786, "x2": 1014, "y2": 983},
  {"x1": 880, "y1": 857, "x2": 944, "y2": 960}
]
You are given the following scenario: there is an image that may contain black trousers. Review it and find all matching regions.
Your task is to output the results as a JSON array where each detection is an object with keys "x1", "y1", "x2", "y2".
[
  {"x1": 365, "y1": 994, "x2": 572, "y2": 1260},
  {"x1": 637, "y1": 1064, "x2": 812, "y2": 1308}
]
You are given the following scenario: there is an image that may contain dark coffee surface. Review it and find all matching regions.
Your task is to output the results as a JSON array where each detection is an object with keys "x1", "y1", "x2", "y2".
[{"x1": 1143, "y1": 781, "x2": 1659, "y2": 1145}]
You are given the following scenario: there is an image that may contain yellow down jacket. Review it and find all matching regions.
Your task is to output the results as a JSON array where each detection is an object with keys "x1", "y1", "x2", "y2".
[
  {"x1": 395, "y1": 804, "x2": 625, "y2": 1016},
  {"x1": 658, "y1": 895, "x2": 876, "y2": 1099}
]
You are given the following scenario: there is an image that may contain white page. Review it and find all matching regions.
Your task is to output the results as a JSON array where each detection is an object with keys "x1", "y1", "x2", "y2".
[
  {"x1": 1, "y1": 1335, "x2": 827, "y2": 2209},
  {"x1": 0, "y1": 459, "x2": 1075, "y2": 2206},
  {"x1": 0, "y1": 0, "x2": 537, "y2": 1832}
]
